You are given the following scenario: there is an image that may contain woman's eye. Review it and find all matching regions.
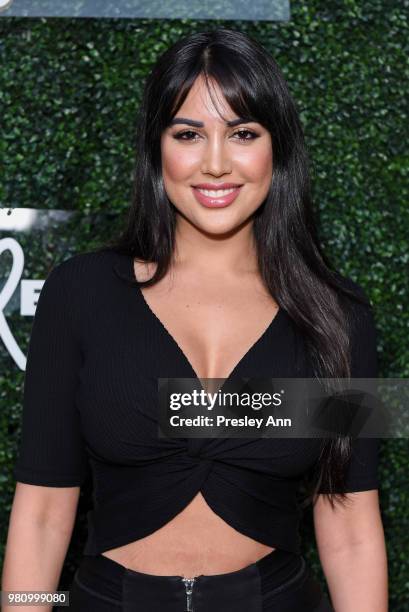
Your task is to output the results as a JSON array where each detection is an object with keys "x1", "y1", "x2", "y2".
[
  {"x1": 173, "y1": 130, "x2": 199, "y2": 140},
  {"x1": 173, "y1": 129, "x2": 258, "y2": 141},
  {"x1": 233, "y1": 129, "x2": 258, "y2": 141}
]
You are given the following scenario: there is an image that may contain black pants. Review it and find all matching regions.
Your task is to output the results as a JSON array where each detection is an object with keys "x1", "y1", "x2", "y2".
[{"x1": 58, "y1": 549, "x2": 334, "y2": 611}]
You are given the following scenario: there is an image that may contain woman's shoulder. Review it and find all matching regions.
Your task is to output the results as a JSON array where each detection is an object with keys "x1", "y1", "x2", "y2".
[
  {"x1": 47, "y1": 248, "x2": 125, "y2": 295},
  {"x1": 332, "y1": 272, "x2": 376, "y2": 325},
  {"x1": 54, "y1": 246, "x2": 114, "y2": 272},
  {"x1": 53, "y1": 247, "x2": 160, "y2": 289},
  {"x1": 332, "y1": 273, "x2": 379, "y2": 376}
]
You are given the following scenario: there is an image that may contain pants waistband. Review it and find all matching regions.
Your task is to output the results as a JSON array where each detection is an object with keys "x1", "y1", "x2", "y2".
[{"x1": 71, "y1": 549, "x2": 327, "y2": 611}]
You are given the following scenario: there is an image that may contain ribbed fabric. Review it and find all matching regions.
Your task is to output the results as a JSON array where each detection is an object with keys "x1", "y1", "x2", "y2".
[{"x1": 13, "y1": 249, "x2": 380, "y2": 557}]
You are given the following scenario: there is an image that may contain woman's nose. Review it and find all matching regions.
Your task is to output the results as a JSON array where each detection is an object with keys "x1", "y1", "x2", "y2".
[{"x1": 200, "y1": 137, "x2": 232, "y2": 176}]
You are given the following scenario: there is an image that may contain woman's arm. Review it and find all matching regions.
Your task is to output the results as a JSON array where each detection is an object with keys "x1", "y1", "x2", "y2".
[
  {"x1": 5, "y1": 260, "x2": 89, "y2": 610},
  {"x1": 1, "y1": 483, "x2": 81, "y2": 612},
  {"x1": 313, "y1": 489, "x2": 388, "y2": 611}
]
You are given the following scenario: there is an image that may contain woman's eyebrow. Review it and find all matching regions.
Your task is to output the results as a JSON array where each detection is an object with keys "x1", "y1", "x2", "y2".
[{"x1": 168, "y1": 117, "x2": 255, "y2": 127}]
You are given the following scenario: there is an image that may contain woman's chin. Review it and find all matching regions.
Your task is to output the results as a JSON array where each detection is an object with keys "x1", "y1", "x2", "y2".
[
  {"x1": 174, "y1": 204, "x2": 253, "y2": 236},
  {"x1": 196, "y1": 218, "x2": 251, "y2": 238}
]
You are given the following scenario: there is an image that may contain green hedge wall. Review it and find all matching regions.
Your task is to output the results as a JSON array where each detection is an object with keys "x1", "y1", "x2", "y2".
[{"x1": 1, "y1": 2, "x2": 408, "y2": 609}]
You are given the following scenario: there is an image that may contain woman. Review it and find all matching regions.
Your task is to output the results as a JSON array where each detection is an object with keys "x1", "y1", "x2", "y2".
[{"x1": 3, "y1": 28, "x2": 387, "y2": 611}]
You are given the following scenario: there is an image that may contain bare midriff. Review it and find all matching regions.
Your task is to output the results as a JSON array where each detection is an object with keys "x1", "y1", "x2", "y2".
[
  {"x1": 101, "y1": 492, "x2": 275, "y2": 576},
  {"x1": 101, "y1": 258, "x2": 279, "y2": 577}
]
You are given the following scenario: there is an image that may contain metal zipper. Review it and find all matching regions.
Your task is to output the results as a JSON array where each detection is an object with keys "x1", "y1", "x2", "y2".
[{"x1": 181, "y1": 577, "x2": 196, "y2": 611}]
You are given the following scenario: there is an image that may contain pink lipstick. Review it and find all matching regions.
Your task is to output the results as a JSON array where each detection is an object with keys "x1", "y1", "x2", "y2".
[{"x1": 191, "y1": 184, "x2": 243, "y2": 208}]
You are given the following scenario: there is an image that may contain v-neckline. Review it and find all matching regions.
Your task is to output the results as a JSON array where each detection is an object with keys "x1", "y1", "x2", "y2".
[{"x1": 128, "y1": 254, "x2": 285, "y2": 387}]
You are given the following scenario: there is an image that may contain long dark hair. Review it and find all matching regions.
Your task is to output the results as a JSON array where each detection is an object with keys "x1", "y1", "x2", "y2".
[{"x1": 94, "y1": 28, "x2": 373, "y2": 510}]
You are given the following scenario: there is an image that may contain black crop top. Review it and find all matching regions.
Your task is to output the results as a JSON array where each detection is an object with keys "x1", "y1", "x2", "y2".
[{"x1": 13, "y1": 249, "x2": 380, "y2": 555}]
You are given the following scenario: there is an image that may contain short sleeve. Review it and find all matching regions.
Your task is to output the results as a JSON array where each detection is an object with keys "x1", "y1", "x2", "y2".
[
  {"x1": 319, "y1": 284, "x2": 380, "y2": 494},
  {"x1": 13, "y1": 262, "x2": 89, "y2": 487}
]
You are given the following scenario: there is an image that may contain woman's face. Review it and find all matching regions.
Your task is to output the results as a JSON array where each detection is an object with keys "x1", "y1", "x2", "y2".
[{"x1": 161, "y1": 75, "x2": 273, "y2": 235}]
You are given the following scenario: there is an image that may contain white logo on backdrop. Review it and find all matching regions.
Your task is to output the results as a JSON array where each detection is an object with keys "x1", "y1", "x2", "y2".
[
  {"x1": 0, "y1": 0, "x2": 14, "y2": 12},
  {"x1": 0, "y1": 237, "x2": 45, "y2": 370}
]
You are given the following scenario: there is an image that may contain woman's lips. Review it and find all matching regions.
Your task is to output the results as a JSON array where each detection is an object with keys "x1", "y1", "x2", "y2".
[{"x1": 192, "y1": 186, "x2": 243, "y2": 208}]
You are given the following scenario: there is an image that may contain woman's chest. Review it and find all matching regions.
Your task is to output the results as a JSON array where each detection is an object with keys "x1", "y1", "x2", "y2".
[
  {"x1": 136, "y1": 272, "x2": 281, "y2": 381},
  {"x1": 74, "y1": 297, "x2": 320, "y2": 479}
]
